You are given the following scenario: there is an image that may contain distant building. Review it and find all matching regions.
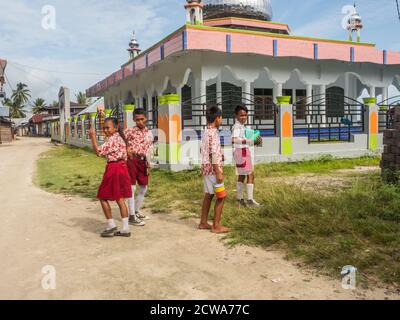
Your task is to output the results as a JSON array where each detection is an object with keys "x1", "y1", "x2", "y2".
[{"x1": 29, "y1": 102, "x2": 87, "y2": 137}]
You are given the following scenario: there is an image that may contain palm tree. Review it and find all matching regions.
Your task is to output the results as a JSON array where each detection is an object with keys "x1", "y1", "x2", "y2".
[
  {"x1": 32, "y1": 98, "x2": 46, "y2": 114},
  {"x1": 51, "y1": 100, "x2": 59, "y2": 108},
  {"x1": 11, "y1": 82, "x2": 31, "y2": 105},
  {"x1": 75, "y1": 91, "x2": 92, "y2": 106},
  {"x1": 3, "y1": 97, "x2": 27, "y2": 118}
]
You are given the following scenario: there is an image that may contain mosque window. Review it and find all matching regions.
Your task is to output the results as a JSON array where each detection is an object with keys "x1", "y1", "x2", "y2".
[
  {"x1": 181, "y1": 85, "x2": 192, "y2": 120},
  {"x1": 295, "y1": 89, "x2": 307, "y2": 120},
  {"x1": 206, "y1": 84, "x2": 217, "y2": 104},
  {"x1": 222, "y1": 82, "x2": 242, "y2": 118},
  {"x1": 254, "y1": 88, "x2": 273, "y2": 120},
  {"x1": 326, "y1": 87, "x2": 345, "y2": 118}
]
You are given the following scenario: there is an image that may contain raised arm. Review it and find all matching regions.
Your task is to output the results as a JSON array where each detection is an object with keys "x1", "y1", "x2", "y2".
[{"x1": 89, "y1": 126, "x2": 101, "y2": 155}]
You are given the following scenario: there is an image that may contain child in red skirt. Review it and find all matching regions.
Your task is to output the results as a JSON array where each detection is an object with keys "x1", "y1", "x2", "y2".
[
  {"x1": 232, "y1": 105, "x2": 262, "y2": 208},
  {"x1": 89, "y1": 117, "x2": 133, "y2": 238},
  {"x1": 124, "y1": 109, "x2": 154, "y2": 226}
]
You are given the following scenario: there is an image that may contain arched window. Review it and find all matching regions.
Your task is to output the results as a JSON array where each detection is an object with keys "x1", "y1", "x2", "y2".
[
  {"x1": 222, "y1": 82, "x2": 242, "y2": 118},
  {"x1": 181, "y1": 85, "x2": 192, "y2": 120},
  {"x1": 326, "y1": 86, "x2": 345, "y2": 118}
]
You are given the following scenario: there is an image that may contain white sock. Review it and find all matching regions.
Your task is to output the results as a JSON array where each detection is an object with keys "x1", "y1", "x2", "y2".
[
  {"x1": 128, "y1": 186, "x2": 136, "y2": 216},
  {"x1": 247, "y1": 184, "x2": 254, "y2": 201},
  {"x1": 107, "y1": 219, "x2": 116, "y2": 231},
  {"x1": 122, "y1": 217, "x2": 130, "y2": 233},
  {"x1": 237, "y1": 182, "x2": 244, "y2": 200},
  {"x1": 135, "y1": 186, "x2": 148, "y2": 213}
]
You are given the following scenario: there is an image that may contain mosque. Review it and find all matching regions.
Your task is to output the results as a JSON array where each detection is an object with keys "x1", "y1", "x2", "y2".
[{"x1": 74, "y1": 0, "x2": 400, "y2": 167}]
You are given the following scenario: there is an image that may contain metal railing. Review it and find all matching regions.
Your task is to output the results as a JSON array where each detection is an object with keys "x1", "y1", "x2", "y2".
[
  {"x1": 378, "y1": 96, "x2": 400, "y2": 132},
  {"x1": 181, "y1": 91, "x2": 277, "y2": 140},
  {"x1": 293, "y1": 94, "x2": 365, "y2": 143}
]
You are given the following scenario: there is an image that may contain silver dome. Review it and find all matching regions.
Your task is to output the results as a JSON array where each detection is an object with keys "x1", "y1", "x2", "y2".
[{"x1": 203, "y1": 0, "x2": 273, "y2": 21}]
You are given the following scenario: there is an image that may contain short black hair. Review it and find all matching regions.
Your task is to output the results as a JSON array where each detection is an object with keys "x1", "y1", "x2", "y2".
[
  {"x1": 134, "y1": 108, "x2": 146, "y2": 117},
  {"x1": 206, "y1": 105, "x2": 222, "y2": 124},
  {"x1": 235, "y1": 105, "x2": 248, "y2": 115}
]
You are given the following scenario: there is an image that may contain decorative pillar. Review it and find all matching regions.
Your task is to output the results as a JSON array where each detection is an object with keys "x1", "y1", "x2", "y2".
[
  {"x1": 320, "y1": 84, "x2": 327, "y2": 127},
  {"x1": 369, "y1": 86, "x2": 376, "y2": 99},
  {"x1": 363, "y1": 97, "x2": 379, "y2": 152},
  {"x1": 273, "y1": 83, "x2": 283, "y2": 104},
  {"x1": 243, "y1": 81, "x2": 254, "y2": 125},
  {"x1": 276, "y1": 96, "x2": 293, "y2": 156},
  {"x1": 158, "y1": 94, "x2": 182, "y2": 171},
  {"x1": 74, "y1": 116, "x2": 78, "y2": 139},
  {"x1": 80, "y1": 114, "x2": 87, "y2": 140},
  {"x1": 216, "y1": 76, "x2": 222, "y2": 105},
  {"x1": 306, "y1": 84, "x2": 313, "y2": 125},
  {"x1": 124, "y1": 104, "x2": 135, "y2": 129},
  {"x1": 382, "y1": 87, "x2": 389, "y2": 105},
  {"x1": 199, "y1": 79, "x2": 207, "y2": 127}
]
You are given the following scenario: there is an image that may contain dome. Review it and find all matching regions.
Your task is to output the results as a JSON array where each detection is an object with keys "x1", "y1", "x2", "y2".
[{"x1": 203, "y1": 0, "x2": 273, "y2": 21}]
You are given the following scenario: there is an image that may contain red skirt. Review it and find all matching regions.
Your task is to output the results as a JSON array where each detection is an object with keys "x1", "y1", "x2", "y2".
[
  {"x1": 234, "y1": 148, "x2": 254, "y2": 175},
  {"x1": 127, "y1": 157, "x2": 149, "y2": 186},
  {"x1": 97, "y1": 161, "x2": 133, "y2": 201}
]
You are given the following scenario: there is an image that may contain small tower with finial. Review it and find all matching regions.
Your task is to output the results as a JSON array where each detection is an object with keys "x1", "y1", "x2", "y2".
[
  {"x1": 347, "y1": 3, "x2": 363, "y2": 42},
  {"x1": 127, "y1": 31, "x2": 141, "y2": 60},
  {"x1": 185, "y1": 0, "x2": 203, "y2": 25}
]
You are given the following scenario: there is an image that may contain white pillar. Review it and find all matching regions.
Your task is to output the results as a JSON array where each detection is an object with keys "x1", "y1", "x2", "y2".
[
  {"x1": 199, "y1": 79, "x2": 207, "y2": 127},
  {"x1": 217, "y1": 76, "x2": 222, "y2": 105},
  {"x1": 243, "y1": 81, "x2": 253, "y2": 126},
  {"x1": 147, "y1": 92, "x2": 153, "y2": 122},
  {"x1": 273, "y1": 82, "x2": 283, "y2": 104},
  {"x1": 306, "y1": 84, "x2": 313, "y2": 126},
  {"x1": 382, "y1": 87, "x2": 389, "y2": 105},
  {"x1": 369, "y1": 86, "x2": 376, "y2": 98},
  {"x1": 320, "y1": 84, "x2": 327, "y2": 127}
]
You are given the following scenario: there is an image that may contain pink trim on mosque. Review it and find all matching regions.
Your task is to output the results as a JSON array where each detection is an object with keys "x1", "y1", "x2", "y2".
[
  {"x1": 86, "y1": 21, "x2": 400, "y2": 97},
  {"x1": 203, "y1": 17, "x2": 290, "y2": 34}
]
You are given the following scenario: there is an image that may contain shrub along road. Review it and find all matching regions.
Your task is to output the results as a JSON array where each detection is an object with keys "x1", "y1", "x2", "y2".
[{"x1": 0, "y1": 137, "x2": 395, "y2": 299}]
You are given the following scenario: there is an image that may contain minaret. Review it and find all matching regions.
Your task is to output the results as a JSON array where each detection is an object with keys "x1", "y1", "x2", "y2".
[
  {"x1": 127, "y1": 31, "x2": 141, "y2": 60},
  {"x1": 185, "y1": 0, "x2": 203, "y2": 25},
  {"x1": 347, "y1": 3, "x2": 363, "y2": 42}
]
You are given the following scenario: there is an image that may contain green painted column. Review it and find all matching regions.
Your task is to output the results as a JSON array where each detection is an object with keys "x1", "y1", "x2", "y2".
[
  {"x1": 157, "y1": 94, "x2": 182, "y2": 171},
  {"x1": 277, "y1": 96, "x2": 294, "y2": 156},
  {"x1": 363, "y1": 97, "x2": 379, "y2": 152}
]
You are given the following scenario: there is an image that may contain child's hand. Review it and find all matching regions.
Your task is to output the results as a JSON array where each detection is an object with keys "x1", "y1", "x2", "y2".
[{"x1": 216, "y1": 172, "x2": 224, "y2": 183}]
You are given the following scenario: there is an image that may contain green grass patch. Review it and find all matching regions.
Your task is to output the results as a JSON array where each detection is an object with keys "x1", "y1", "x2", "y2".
[
  {"x1": 35, "y1": 145, "x2": 105, "y2": 199},
  {"x1": 36, "y1": 146, "x2": 400, "y2": 286}
]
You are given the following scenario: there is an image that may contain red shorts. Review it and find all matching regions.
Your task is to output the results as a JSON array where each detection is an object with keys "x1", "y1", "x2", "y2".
[
  {"x1": 234, "y1": 148, "x2": 253, "y2": 176},
  {"x1": 127, "y1": 157, "x2": 149, "y2": 186},
  {"x1": 97, "y1": 161, "x2": 132, "y2": 201}
]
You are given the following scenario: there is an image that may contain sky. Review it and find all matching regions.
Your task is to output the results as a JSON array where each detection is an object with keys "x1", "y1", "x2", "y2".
[{"x1": 0, "y1": 0, "x2": 399, "y2": 107}]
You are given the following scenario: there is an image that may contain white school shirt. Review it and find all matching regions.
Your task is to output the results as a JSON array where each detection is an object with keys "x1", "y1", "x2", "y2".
[{"x1": 232, "y1": 121, "x2": 248, "y2": 149}]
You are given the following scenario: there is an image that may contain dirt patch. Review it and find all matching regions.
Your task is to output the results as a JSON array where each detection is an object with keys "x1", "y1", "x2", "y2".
[{"x1": 264, "y1": 167, "x2": 380, "y2": 194}]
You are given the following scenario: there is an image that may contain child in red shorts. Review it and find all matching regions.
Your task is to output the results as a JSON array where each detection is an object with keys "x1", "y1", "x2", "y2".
[
  {"x1": 89, "y1": 117, "x2": 132, "y2": 238},
  {"x1": 124, "y1": 109, "x2": 154, "y2": 226}
]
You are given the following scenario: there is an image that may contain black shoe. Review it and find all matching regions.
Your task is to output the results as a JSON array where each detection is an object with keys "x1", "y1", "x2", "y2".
[
  {"x1": 101, "y1": 227, "x2": 117, "y2": 238},
  {"x1": 238, "y1": 199, "x2": 247, "y2": 207}
]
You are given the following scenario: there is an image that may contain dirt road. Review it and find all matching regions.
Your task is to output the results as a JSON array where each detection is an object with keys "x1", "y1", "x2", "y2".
[{"x1": 0, "y1": 137, "x2": 395, "y2": 300}]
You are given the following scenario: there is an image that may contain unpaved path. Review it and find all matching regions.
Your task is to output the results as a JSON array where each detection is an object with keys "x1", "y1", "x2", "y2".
[{"x1": 0, "y1": 137, "x2": 396, "y2": 300}]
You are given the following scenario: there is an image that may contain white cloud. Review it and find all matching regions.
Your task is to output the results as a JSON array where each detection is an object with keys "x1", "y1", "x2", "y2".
[{"x1": 0, "y1": 0, "x2": 183, "y2": 104}]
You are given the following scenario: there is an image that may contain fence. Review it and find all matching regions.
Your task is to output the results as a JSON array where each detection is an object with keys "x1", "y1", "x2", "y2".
[{"x1": 293, "y1": 94, "x2": 365, "y2": 143}]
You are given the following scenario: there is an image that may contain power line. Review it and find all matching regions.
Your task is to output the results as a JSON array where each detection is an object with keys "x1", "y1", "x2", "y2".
[
  {"x1": 11, "y1": 63, "x2": 56, "y2": 87},
  {"x1": 8, "y1": 60, "x2": 108, "y2": 77},
  {"x1": 397, "y1": 0, "x2": 400, "y2": 21}
]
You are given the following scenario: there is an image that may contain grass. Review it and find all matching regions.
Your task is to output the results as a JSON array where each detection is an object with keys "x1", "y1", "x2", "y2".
[{"x1": 35, "y1": 145, "x2": 400, "y2": 287}]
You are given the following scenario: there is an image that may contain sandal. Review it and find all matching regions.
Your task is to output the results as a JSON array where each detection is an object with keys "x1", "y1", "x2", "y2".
[{"x1": 114, "y1": 231, "x2": 131, "y2": 238}]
